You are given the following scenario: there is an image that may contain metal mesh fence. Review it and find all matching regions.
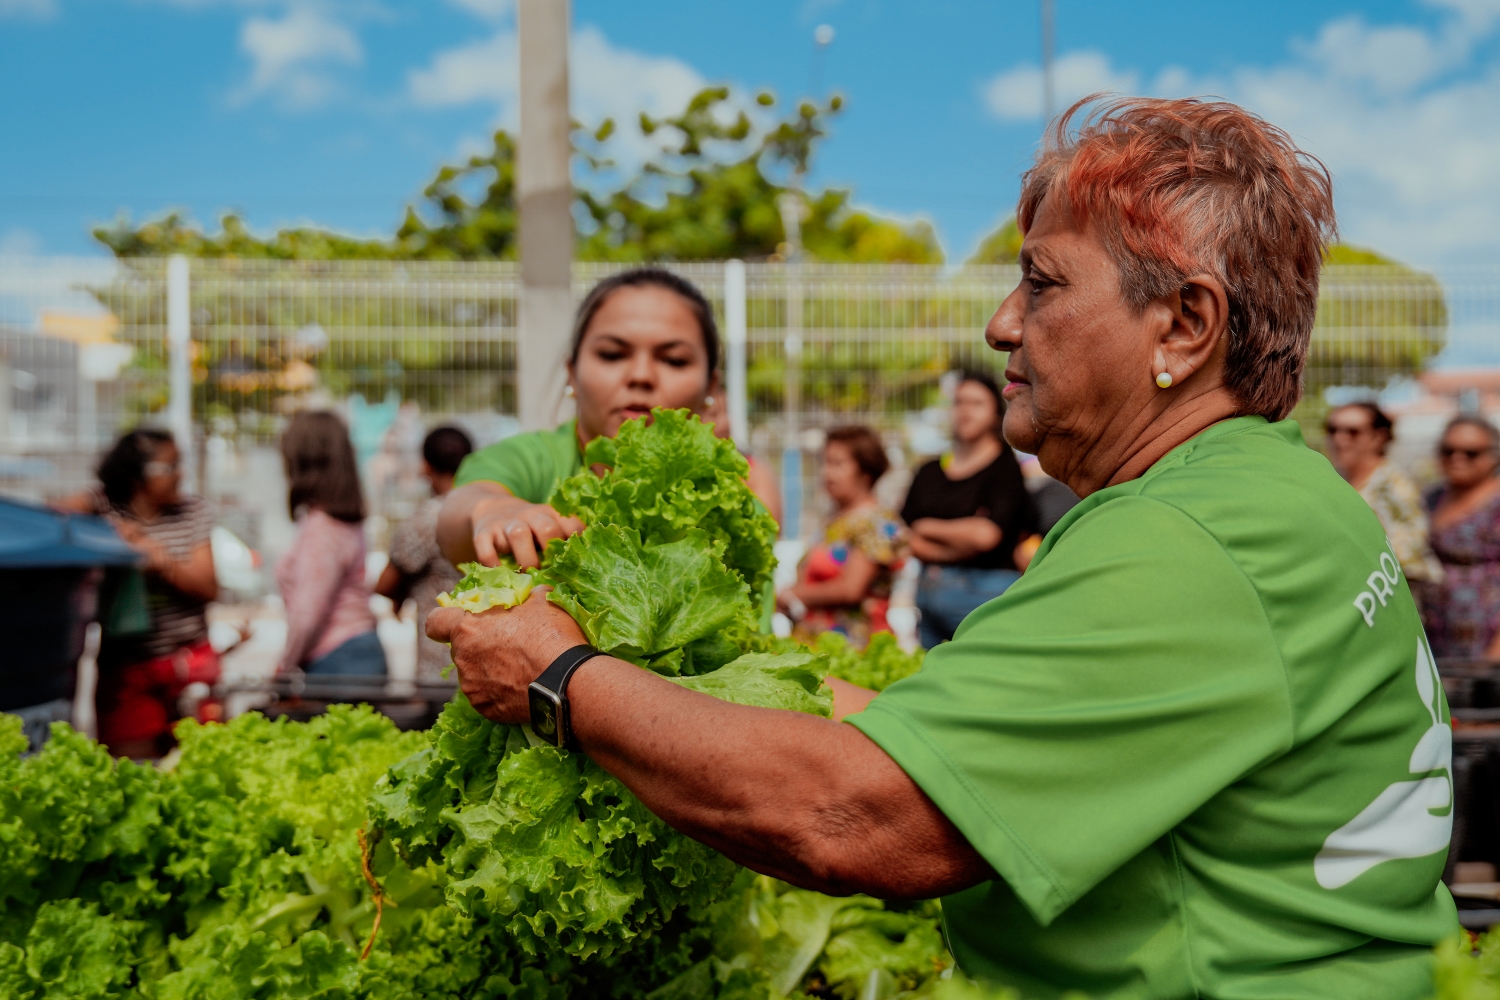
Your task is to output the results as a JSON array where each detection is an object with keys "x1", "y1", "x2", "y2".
[{"x1": 0, "y1": 256, "x2": 1469, "y2": 552}]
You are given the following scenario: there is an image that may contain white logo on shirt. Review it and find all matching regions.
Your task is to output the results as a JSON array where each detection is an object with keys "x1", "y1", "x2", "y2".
[
  {"x1": 1353, "y1": 547, "x2": 1403, "y2": 628},
  {"x1": 1313, "y1": 638, "x2": 1452, "y2": 890}
]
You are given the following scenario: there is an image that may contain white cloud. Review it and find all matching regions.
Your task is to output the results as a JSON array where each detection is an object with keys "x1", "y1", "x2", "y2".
[
  {"x1": 981, "y1": 50, "x2": 1138, "y2": 121},
  {"x1": 0, "y1": 0, "x2": 54, "y2": 17},
  {"x1": 569, "y1": 26, "x2": 705, "y2": 135},
  {"x1": 235, "y1": 6, "x2": 363, "y2": 109},
  {"x1": 409, "y1": 29, "x2": 515, "y2": 108},
  {"x1": 409, "y1": 24, "x2": 708, "y2": 170},
  {"x1": 980, "y1": 6, "x2": 1500, "y2": 270}
]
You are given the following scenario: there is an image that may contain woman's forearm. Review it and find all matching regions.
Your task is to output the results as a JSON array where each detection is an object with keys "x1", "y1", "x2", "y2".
[
  {"x1": 156, "y1": 542, "x2": 218, "y2": 602},
  {"x1": 793, "y1": 576, "x2": 867, "y2": 607},
  {"x1": 908, "y1": 534, "x2": 961, "y2": 564},
  {"x1": 568, "y1": 657, "x2": 992, "y2": 898},
  {"x1": 792, "y1": 552, "x2": 880, "y2": 608},
  {"x1": 911, "y1": 517, "x2": 1001, "y2": 559}
]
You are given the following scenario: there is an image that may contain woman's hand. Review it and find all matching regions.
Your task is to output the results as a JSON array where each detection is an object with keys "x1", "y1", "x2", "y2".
[
  {"x1": 426, "y1": 588, "x2": 587, "y2": 724},
  {"x1": 438, "y1": 481, "x2": 585, "y2": 569}
]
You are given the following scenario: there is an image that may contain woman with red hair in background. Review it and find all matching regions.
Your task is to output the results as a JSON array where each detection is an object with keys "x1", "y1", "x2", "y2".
[{"x1": 434, "y1": 97, "x2": 1456, "y2": 998}]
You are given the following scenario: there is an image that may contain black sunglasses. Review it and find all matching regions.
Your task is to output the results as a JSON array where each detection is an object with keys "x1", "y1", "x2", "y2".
[{"x1": 1440, "y1": 446, "x2": 1493, "y2": 461}]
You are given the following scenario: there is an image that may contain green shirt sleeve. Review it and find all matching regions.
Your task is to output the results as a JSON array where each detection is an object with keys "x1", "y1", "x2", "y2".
[
  {"x1": 453, "y1": 420, "x2": 582, "y2": 503},
  {"x1": 849, "y1": 495, "x2": 1294, "y2": 926}
]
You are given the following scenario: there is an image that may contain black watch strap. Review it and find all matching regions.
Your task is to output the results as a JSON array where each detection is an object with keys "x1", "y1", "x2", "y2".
[{"x1": 528, "y1": 644, "x2": 606, "y2": 750}]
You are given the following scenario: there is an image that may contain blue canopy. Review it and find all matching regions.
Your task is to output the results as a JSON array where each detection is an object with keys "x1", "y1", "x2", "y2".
[{"x1": 0, "y1": 496, "x2": 140, "y2": 568}]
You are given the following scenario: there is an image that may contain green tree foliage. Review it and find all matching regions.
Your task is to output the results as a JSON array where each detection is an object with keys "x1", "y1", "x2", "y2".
[
  {"x1": 94, "y1": 90, "x2": 940, "y2": 265},
  {"x1": 966, "y1": 218, "x2": 1023, "y2": 265}
]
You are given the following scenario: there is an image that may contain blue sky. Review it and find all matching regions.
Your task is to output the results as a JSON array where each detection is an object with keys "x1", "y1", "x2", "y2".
[{"x1": 3, "y1": 0, "x2": 1499, "y2": 269}]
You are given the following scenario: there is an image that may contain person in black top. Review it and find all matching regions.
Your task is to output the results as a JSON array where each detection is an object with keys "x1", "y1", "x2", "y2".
[{"x1": 901, "y1": 371, "x2": 1037, "y2": 647}]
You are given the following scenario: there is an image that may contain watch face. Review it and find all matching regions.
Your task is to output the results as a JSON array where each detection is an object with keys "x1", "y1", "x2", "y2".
[{"x1": 529, "y1": 686, "x2": 561, "y2": 744}]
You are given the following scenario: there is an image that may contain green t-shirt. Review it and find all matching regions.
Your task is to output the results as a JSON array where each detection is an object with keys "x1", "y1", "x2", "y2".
[
  {"x1": 850, "y1": 416, "x2": 1458, "y2": 1000},
  {"x1": 454, "y1": 420, "x2": 583, "y2": 502}
]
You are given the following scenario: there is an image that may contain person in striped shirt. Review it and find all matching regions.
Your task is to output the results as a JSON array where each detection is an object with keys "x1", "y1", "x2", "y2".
[{"x1": 60, "y1": 429, "x2": 219, "y2": 758}]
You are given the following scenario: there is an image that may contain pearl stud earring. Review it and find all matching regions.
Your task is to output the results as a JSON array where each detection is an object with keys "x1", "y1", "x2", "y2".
[
  {"x1": 1156, "y1": 372, "x2": 1174, "y2": 389},
  {"x1": 704, "y1": 395, "x2": 716, "y2": 406},
  {"x1": 564, "y1": 384, "x2": 575, "y2": 397}
]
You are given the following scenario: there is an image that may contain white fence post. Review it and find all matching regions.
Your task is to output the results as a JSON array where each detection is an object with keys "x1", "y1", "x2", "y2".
[
  {"x1": 166, "y1": 254, "x2": 196, "y2": 493},
  {"x1": 724, "y1": 259, "x2": 748, "y2": 451}
]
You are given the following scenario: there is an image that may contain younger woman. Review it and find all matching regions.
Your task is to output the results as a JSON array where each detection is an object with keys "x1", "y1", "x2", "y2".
[
  {"x1": 276, "y1": 411, "x2": 387, "y2": 677},
  {"x1": 439, "y1": 267, "x2": 723, "y2": 568}
]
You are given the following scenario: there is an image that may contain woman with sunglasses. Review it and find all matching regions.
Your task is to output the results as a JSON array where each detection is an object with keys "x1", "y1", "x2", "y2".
[
  {"x1": 57, "y1": 429, "x2": 219, "y2": 758},
  {"x1": 1424, "y1": 416, "x2": 1500, "y2": 660},
  {"x1": 1324, "y1": 403, "x2": 1443, "y2": 610}
]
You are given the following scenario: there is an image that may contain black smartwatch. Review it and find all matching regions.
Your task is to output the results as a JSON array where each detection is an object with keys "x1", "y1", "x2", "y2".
[{"x1": 528, "y1": 645, "x2": 607, "y2": 750}]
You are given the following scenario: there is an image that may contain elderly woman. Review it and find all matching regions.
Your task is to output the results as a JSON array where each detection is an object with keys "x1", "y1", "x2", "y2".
[{"x1": 431, "y1": 97, "x2": 1456, "y2": 999}]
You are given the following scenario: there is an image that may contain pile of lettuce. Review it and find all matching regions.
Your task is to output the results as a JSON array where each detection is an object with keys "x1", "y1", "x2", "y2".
[{"x1": 0, "y1": 706, "x2": 506, "y2": 1000}]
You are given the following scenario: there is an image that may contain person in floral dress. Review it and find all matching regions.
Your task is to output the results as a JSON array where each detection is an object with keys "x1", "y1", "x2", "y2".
[
  {"x1": 1424, "y1": 416, "x2": 1500, "y2": 660},
  {"x1": 778, "y1": 426, "x2": 907, "y2": 648}
]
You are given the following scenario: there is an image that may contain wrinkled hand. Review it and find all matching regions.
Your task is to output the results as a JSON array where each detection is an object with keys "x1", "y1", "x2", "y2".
[
  {"x1": 470, "y1": 495, "x2": 584, "y2": 569},
  {"x1": 426, "y1": 588, "x2": 588, "y2": 724}
]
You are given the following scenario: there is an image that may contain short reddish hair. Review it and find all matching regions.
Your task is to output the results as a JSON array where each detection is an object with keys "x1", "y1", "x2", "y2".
[{"x1": 1018, "y1": 96, "x2": 1336, "y2": 420}]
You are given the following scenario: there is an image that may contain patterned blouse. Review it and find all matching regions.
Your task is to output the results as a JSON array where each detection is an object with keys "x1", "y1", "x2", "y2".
[
  {"x1": 1423, "y1": 484, "x2": 1500, "y2": 660},
  {"x1": 1358, "y1": 461, "x2": 1444, "y2": 584},
  {"x1": 793, "y1": 503, "x2": 908, "y2": 649}
]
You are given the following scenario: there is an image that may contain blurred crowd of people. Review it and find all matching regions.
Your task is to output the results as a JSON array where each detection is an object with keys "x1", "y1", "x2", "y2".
[
  {"x1": 39, "y1": 267, "x2": 1500, "y2": 761},
  {"x1": 1326, "y1": 401, "x2": 1500, "y2": 661}
]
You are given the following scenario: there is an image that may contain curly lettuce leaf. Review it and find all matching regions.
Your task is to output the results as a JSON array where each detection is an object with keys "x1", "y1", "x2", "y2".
[
  {"x1": 550, "y1": 409, "x2": 778, "y2": 596},
  {"x1": 669, "y1": 651, "x2": 832, "y2": 717},
  {"x1": 0, "y1": 899, "x2": 144, "y2": 1000},
  {"x1": 666, "y1": 876, "x2": 953, "y2": 1000},
  {"x1": 543, "y1": 525, "x2": 754, "y2": 671},
  {"x1": 438, "y1": 560, "x2": 535, "y2": 613}
]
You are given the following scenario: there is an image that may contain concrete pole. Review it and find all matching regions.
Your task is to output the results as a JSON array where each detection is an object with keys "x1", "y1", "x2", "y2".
[
  {"x1": 166, "y1": 254, "x2": 197, "y2": 493},
  {"x1": 517, "y1": 0, "x2": 575, "y2": 433},
  {"x1": 724, "y1": 259, "x2": 748, "y2": 452},
  {"x1": 777, "y1": 193, "x2": 805, "y2": 542}
]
